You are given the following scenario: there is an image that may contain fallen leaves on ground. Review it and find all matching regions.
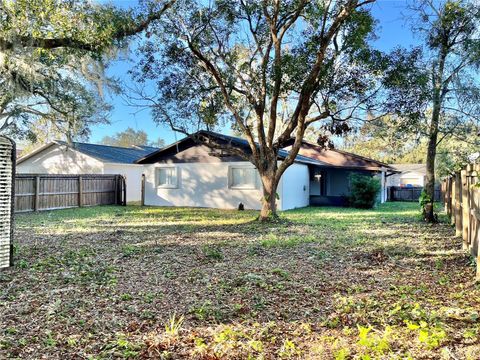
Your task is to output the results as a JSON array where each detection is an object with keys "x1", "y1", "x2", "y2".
[{"x1": 1, "y1": 203, "x2": 479, "y2": 359}]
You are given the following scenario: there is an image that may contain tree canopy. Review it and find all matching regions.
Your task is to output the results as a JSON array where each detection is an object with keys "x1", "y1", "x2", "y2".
[
  {"x1": 0, "y1": 0, "x2": 173, "y2": 142},
  {"x1": 100, "y1": 127, "x2": 165, "y2": 148},
  {"x1": 342, "y1": 115, "x2": 425, "y2": 164}
]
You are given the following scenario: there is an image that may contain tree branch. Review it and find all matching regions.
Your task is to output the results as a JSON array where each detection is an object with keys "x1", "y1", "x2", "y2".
[
  {"x1": 186, "y1": 39, "x2": 259, "y2": 161},
  {"x1": 0, "y1": 0, "x2": 175, "y2": 52}
]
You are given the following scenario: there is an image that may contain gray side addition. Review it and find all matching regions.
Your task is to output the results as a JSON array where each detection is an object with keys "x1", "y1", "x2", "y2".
[{"x1": 0, "y1": 136, "x2": 14, "y2": 269}]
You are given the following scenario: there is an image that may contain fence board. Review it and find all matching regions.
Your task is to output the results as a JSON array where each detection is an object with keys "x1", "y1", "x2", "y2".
[
  {"x1": 14, "y1": 174, "x2": 125, "y2": 213},
  {"x1": 443, "y1": 164, "x2": 480, "y2": 279}
]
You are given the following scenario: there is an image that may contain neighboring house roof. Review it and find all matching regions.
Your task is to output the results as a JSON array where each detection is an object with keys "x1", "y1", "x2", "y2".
[
  {"x1": 137, "y1": 130, "x2": 394, "y2": 171},
  {"x1": 390, "y1": 163, "x2": 426, "y2": 176},
  {"x1": 17, "y1": 141, "x2": 160, "y2": 165},
  {"x1": 291, "y1": 141, "x2": 395, "y2": 171}
]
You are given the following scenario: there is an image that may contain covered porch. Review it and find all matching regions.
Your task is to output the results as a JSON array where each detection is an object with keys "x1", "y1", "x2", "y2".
[{"x1": 308, "y1": 166, "x2": 388, "y2": 206}]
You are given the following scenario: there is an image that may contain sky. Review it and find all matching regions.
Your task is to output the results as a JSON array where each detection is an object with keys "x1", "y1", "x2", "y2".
[{"x1": 88, "y1": 0, "x2": 418, "y2": 146}]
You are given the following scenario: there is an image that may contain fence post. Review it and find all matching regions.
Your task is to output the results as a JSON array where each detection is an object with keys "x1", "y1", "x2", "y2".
[
  {"x1": 451, "y1": 176, "x2": 456, "y2": 226},
  {"x1": 455, "y1": 172, "x2": 463, "y2": 237},
  {"x1": 141, "y1": 174, "x2": 145, "y2": 206},
  {"x1": 461, "y1": 170, "x2": 469, "y2": 249},
  {"x1": 34, "y1": 176, "x2": 40, "y2": 211},
  {"x1": 78, "y1": 176, "x2": 83, "y2": 207},
  {"x1": 122, "y1": 176, "x2": 126, "y2": 206},
  {"x1": 442, "y1": 180, "x2": 445, "y2": 210},
  {"x1": 474, "y1": 165, "x2": 480, "y2": 280},
  {"x1": 114, "y1": 176, "x2": 118, "y2": 205},
  {"x1": 447, "y1": 177, "x2": 452, "y2": 217}
]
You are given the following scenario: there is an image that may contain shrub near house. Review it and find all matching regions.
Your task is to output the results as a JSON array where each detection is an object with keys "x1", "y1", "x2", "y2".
[{"x1": 349, "y1": 174, "x2": 381, "y2": 209}]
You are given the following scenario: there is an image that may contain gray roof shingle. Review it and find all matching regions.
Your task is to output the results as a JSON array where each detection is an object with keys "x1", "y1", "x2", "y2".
[
  {"x1": 55, "y1": 141, "x2": 159, "y2": 164},
  {"x1": 199, "y1": 131, "x2": 326, "y2": 166}
]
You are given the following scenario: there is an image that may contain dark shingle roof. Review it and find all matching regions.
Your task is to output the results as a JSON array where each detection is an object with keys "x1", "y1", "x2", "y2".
[
  {"x1": 291, "y1": 142, "x2": 395, "y2": 170},
  {"x1": 55, "y1": 141, "x2": 159, "y2": 164},
  {"x1": 137, "y1": 130, "x2": 386, "y2": 169},
  {"x1": 201, "y1": 131, "x2": 325, "y2": 166}
]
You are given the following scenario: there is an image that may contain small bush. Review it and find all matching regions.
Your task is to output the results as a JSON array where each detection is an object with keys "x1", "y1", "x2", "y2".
[
  {"x1": 201, "y1": 245, "x2": 223, "y2": 261},
  {"x1": 348, "y1": 174, "x2": 381, "y2": 209}
]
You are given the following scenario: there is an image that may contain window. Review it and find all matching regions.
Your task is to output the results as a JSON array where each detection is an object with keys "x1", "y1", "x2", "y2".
[
  {"x1": 229, "y1": 166, "x2": 258, "y2": 189},
  {"x1": 156, "y1": 167, "x2": 178, "y2": 188}
]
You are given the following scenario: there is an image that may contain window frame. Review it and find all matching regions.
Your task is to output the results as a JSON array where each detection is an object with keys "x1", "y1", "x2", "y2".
[
  {"x1": 228, "y1": 165, "x2": 259, "y2": 190},
  {"x1": 155, "y1": 166, "x2": 179, "y2": 189}
]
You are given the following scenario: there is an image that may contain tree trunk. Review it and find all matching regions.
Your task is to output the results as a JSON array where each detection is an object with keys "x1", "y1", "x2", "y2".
[
  {"x1": 424, "y1": 98, "x2": 440, "y2": 222},
  {"x1": 259, "y1": 168, "x2": 279, "y2": 221},
  {"x1": 424, "y1": 43, "x2": 448, "y2": 223}
]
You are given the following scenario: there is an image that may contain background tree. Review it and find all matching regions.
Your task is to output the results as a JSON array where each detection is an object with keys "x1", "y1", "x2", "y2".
[
  {"x1": 0, "y1": 0, "x2": 173, "y2": 142},
  {"x1": 343, "y1": 117, "x2": 479, "y2": 175},
  {"x1": 435, "y1": 136, "x2": 480, "y2": 177},
  {"x1": 131, "y1": 0, "x2": 379, "y2": 220},
  {"x1": 149, "y1": 137, "x2": 166, "y2": 148},
  {"x1": 100, "y1": 127, "x2": 165, "y2": 148},
  {"x1": 341, "y1": 115, "x2": 425, "y2": 164},
  {"x1": 383, "y1": 0, "x2": 480, "y2": 221}
]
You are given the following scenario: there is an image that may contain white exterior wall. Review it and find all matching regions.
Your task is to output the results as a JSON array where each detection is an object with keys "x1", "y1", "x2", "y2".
[
  {"x1": 144, "y1": 162, "x2": 264, "y2": 210},
  {"x1": 144, "y1": 161, "x2": 310, "y2": 211},
  {"x1": 103, "y1": 164, "x2": 145, "y2": 203},
  {"x1": 278, "y1": 163, "x2": 309, "y2": 210},
  {"x1": 16, "y1": 145, "x2": 104, "y2": 174}
]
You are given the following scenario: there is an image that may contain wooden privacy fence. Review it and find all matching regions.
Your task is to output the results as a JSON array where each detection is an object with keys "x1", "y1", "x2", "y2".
[
  {"x1": 15, "y1": 174, "x2": 126, "y2": 213},
  {"x1": 442, "y1": 164, "x2": 480, "y2": 279},
  {"x1": 387, "y1": 186, "x2": 441, "y2": 202}
]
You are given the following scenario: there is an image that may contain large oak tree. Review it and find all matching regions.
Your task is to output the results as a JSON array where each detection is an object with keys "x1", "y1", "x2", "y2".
[{"x1": 131, "y1": 0, "x2": 380, "y2": 220}]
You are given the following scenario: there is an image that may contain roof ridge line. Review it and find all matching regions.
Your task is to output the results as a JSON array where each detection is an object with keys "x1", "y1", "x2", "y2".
[{"x1": 55, "y1": 140, "x2": 157, "y2": 151}]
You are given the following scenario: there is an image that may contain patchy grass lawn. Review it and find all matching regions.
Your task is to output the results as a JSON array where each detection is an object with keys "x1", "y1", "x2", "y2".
[{"x1": 1, "y1": 203, "x2": 479, "y2": 359}]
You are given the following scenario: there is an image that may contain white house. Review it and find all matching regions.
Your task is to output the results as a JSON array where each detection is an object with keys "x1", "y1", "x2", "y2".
[
  {"x1": 16, "y1": 141, "x2": 159, "y2": 202},
  {"x1": 386, "y1": 164, "x2": 426, "y2": 187},
  {"x1": 137, "y1": 131, "x2": 395, "y2": 210}
]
